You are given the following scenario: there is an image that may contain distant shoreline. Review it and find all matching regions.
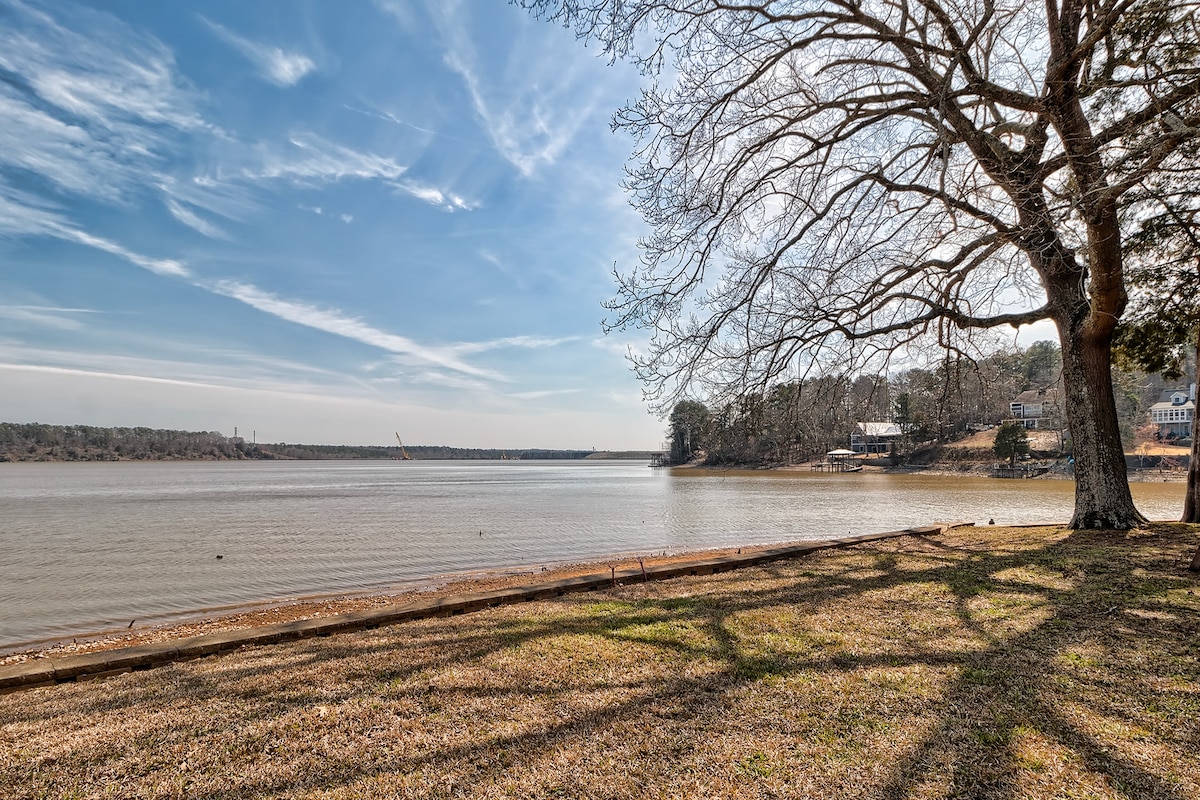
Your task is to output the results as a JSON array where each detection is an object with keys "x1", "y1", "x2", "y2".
[
  {"x1": 0, "y1": 451, "x2": 659, "y2": 464},
  {"x1": 673, "y1": 457, "x2": 1188, "y2": 482},
  {"x1": 0, "y1": 422, "x2": 659, "y2": 463}
]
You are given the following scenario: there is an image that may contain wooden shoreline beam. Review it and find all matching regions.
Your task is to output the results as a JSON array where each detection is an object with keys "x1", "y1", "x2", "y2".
[{"x1": 0, "y1": 523, "x2": 970, "y2": 694}]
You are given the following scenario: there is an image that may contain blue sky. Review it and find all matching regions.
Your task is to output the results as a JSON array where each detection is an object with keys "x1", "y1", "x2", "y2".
[{"x1": 0, "y1": 0, "x2": 670, "y2": 449}]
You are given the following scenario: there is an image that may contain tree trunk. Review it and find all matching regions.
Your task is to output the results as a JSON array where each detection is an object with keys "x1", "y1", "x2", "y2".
[
  {"x1": 1058, "y1": 317, "x2": 1147, "y2": 529},
  {"x1": 1035, "y1": 11, "x2": 1145, "y2": 530},
  {"x1": 1184, "y1": 330, "x2": 1200, "y2": 524},
  {"x1": 1186, "y1": 331, "x2": 1200, "y2": 571}
]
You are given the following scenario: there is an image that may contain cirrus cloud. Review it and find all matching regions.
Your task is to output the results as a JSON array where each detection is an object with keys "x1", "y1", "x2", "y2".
[{"x1": 200, "y1": 16, "x2": 316, "y2": 86}]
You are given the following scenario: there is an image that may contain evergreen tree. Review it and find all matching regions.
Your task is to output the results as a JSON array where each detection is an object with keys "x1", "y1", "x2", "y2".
[{"x1": 993, "y1": 422, "x2": 1031, "y2": 468}]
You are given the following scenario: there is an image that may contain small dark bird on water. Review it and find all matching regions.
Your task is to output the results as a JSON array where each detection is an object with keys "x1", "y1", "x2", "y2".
[
  {"x1": 216, "y1": 554, "x2": 223, "y2": 559},
  {"x1": 988, "y1": 519, "x2": 995, "y2": 525}
]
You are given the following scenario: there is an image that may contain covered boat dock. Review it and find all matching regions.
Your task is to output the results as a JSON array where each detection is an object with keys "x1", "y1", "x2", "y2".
[{"x1": 811, "y1": 449, "x2": 864, "y2": 473}]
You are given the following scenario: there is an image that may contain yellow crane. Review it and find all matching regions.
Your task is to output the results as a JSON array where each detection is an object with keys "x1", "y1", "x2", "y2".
[{"x1": 394, "y1": 432, "x2": 411, "y2": 460}]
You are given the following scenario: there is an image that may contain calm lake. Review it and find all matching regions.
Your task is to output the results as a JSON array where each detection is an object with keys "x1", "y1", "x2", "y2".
[{"x1": 0, "y1": 459, "x2": 1185, "y2": 652}]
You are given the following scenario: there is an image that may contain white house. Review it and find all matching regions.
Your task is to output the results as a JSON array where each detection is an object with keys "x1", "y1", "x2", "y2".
[
  {"x1": 850, "y1": 421, "x2": 902, "y2": 454},
  {"x1": 1149, "y1": 386, "x2": 1195, "y2": 439}
]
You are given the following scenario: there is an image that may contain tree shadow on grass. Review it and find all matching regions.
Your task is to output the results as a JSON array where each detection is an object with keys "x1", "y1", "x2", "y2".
[
  {"x1": 4, "y1": 527, "x2": 1199, "y2": 799},
  {"x1": 877, "y1": 529, "x2": 1200, "y2": 799}
]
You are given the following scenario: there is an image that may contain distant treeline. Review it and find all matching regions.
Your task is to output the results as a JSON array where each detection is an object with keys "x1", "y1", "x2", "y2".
[
  {"x1": 273, "y1": 444, "x2": 596, "y2": 461},
  {"x1": 0, "y1": 423, "x2": 268, "y2": 462},
  {"x1": 0, "y1": 423, "x2": 611, "y2": 462},
  {"x1": 662, "y1": 340, "x2": 1180, "y2": 467}
]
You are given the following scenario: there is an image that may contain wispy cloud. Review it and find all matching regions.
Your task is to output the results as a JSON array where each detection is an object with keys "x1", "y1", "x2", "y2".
[
  {"x1": 591, "y1": 335, "x2": 648, "y2": 361},
  {"x1": 0, "y1": 171, "x2": 546, "y2": 388},
  {"x1": 392, "y1": 179, "x2": 478, "y2": 211},
  {"x1": 165, "y1": 198, "x2": 230, "y2": 239},
  {"x1": 0, "y1": 0, "x2": 457, "y2": 260},
  {"x1": 200, "y1": 17, "x2": 316, "y2": 86},
  {"x1": 1, "y1": 304, "x2": 100, "y2": 314},
  {"x1": 158, "y1": 175, "x2": 261, "y2": 228},
  {"x1": 0, "y1": 305, "x2": 91, "y2": 331},
  {"x1": 247, "y1": 131, "x2": 408, "y2": 183},
  {"x1": 0, "y1": 90, "x2": 118, "y2": 201},
  {"x1": 64, "y1": 229, "x2": 191, "y2": 278},
  {"x1": 0, "y1": 178, "x2": 192, "y2": 278},
  {"x1": 209, "y1": 280, "x2": 505, "y2": 381},
  {"x1": 0, "y1": 1, "x2": 207, "y2": 207},
  {"x1": 344, "y1": 104, "x2": 439, "y2": 138},
  {"x1": 0, "y1": 361, "x2": 232, "y2": 390},
  {"x1": 0, "y1": 336, "x2": 359, "y2": 391},
  {"x1": 374, "y1": 0, "x2": 419, "y2": 34},
  {"x1": 0, "y1": 181, "x2": 72, "y2": 238},
  {"x1": 298, "y1": 206, "x2": 353, "y2": 223},
  {"x1": 507, "y1": 388, "x2": 580, "y2": 400},
  {"x1": 408, "y1": 370, "x2": 492, "y2": 392},
  {"x1": 448, "y1": 334, "x2": 579, "y2": 355},
  {"x1": 478, "y1": 249, "x2": 528, "y2": 290},
  {"x1": 203, "y1": 282, "x2": 575, "y2": 385},
  {"x1": 426, "y1": 0, "x2": 599, "y2": 177},
  {"x1": 0, "y1": 2, "x2": 207, "y2": 131},
  {"x1": 242, "y1": 132, "x2": 474, "y2": 211},
  {"x1": 0, "y1": 356, "x2": 362, "y2": 401}
]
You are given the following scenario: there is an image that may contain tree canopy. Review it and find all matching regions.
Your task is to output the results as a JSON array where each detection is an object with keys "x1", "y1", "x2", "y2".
[
  {"x1": 993, "y1": 421, "x2": 1032, "y2": 467},
  {"x1": 523, "y1": 0, "x2": 1200, "y2": 529}
]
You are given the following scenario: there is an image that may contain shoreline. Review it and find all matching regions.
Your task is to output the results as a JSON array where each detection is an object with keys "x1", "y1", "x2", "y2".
[
  {"x1": 678, "y1": 459, "x2": 1189, "y2": 481},
  {"x1": 0, "y1": 537, "x2": 867, "y2": 667},
  {"x1": 0, "y1": 524, "x2": 964, "y2": 691},
  {"x1": 3, "y1": 460, "x2": 1184, "y2": 662},
  {"x1": 3, "y1": 522, "x2": 1196, "y2": 798}
]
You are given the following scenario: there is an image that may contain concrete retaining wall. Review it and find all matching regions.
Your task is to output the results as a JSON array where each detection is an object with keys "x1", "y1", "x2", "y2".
[{"x1": 0, "y1": 524, "x2": 967, "y2": 693}]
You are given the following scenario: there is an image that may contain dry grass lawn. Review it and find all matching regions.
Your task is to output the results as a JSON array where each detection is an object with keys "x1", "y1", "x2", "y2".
[{"x1": 2, "y1": 524, "x2": 1198, "y2": 799}]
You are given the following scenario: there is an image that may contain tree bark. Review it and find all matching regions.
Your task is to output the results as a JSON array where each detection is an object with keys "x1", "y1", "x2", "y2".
[
  {"x1": 1186, "y1": 330, "x2": 1200, "y2": 570},
  {"x1": 1184, "y1": 331, "x2": 1200, "y2": 525},
  {"x1": 1057, "y1": 317, "x2": 1147, "y2": 530}
]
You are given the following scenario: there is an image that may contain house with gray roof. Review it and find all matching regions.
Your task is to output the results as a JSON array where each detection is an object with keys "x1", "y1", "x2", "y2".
[
  {"x1": 850, "y1": 421, "x2": 902, "y2": 454},
  {"x1": 1009, "y1": 388, "x2": 1062, "y2": 430},
  {"x1": 1149, "y1": 386, "x2": 1195, "y2": 439}
]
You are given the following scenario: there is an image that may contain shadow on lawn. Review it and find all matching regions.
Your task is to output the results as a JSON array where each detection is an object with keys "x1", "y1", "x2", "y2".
[
  {"x1": 874, "y1": 529, "x2": 1199, "y2": 799},
  {"x1": 8, "y1": 526, "x2": 1200, "y2": 799}
]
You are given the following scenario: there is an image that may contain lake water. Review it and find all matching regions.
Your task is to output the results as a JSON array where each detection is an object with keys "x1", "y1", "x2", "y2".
[{"x1": 0, "y1": 459, "x2": 1185, "y2": 652}]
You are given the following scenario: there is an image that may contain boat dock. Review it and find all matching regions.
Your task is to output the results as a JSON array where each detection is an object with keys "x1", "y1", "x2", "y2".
[{"x1": 811, "y1": 449, "x2": 863, "y2": 472}]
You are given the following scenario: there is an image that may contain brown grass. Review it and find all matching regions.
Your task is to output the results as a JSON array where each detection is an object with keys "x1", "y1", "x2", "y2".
[
  {"x1": 2, "y1": 524, "x2": 1198, "y2": 799},
  {"x1": 943, "y1": 429, "x2": 1064, "y2": 451}
]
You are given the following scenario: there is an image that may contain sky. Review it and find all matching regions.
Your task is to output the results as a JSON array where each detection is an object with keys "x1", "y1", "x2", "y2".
[{"x1": 0, "y1": 0, "x2": 678, "y2": 450}]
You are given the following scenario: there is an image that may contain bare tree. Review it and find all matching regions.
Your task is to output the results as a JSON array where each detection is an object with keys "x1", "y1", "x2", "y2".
[{"x1": 522, "y1": 0, "x2": 1200, "y2": 528}]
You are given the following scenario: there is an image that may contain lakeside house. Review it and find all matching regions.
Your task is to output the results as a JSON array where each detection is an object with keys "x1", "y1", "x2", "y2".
[
  {"x1": 850, "y1": 421, "x2": 902, "y2": 454},
  {"x1": 1009, "y1": 388, "x2": 1062, "y2": 430},
  {"x1": 1149, "y1": 385, "x2": 1195, "y2": 439}
]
